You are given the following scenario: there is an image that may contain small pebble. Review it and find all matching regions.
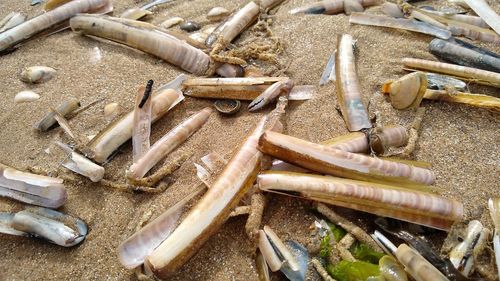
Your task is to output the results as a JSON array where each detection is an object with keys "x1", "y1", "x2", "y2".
[
  {"x1": 104, "y1": 102, "x2": 120, "y2": 119},
  {"x1": 179, "y1": 21, "x2": 201, "y2": 32},
  {"x1": 160, "y1": 17, "x2": 184, "y2": 29},
  {"x1": 207, "y1": 7, "x2": 230, "y2": 22}
]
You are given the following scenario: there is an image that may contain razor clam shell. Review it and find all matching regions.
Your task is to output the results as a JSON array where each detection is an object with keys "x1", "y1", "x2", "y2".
[
  {"x1": 449, "y1": 220, "x2": 486, "y2": 276},
  {"x1": 349, "y1": 13, "x2": 452, "y2": 40},
  {"x1": 463, "y1": 0, "x2": 500, "y2": 35},
  {"x1": 256, "y1": 249, "x2": 271, "y2": 281},
  {"x1": 429, "y1": 38, "x2": 500, "y2": 73},
  {"x1": 0, "y1": 12, "x2": 26, "y2": 33},
  {"x1": 0, "y1": 212, "x2": 27, "y2": 236},
  {"x1": 33, "y1": 98, "x2": 80, "y2": 131},
  {"x1": 14, "y1": 90, "x2": 40, "y2": 103},
  {"x1": 56, "y1": 142, "x2": 104, "y2": 182},
  {"x1": 258, "y1": 131, "x2": 436, "y2": 186},
  {"x1": 206, "y1": 1, "x2": 259, "y2": 47},
  {"x1": 335, "y1": 34, "x2": 371, "y2": 131},
  {"x1": 319, "y1": 52, "x2": 335, "y2": 85},
  {"x1": 19, "y1": 66, "x2": 56, "y2": 84},
  {"x1": 258, "y1": 229, "x2": 282, "y2": 271},
  {"x1": 452, "y1": 38, "x2": 500, "y2": 59},
  {"x1": 281, "y1": 240, "x2": 309, "y2": 281},
  {"x1": 263, "y1": 225, "x2": 300, "y2": 272},
  {"x1": 426, "y1": 72, "x2": 466, "y2": 91},
  {"x1": 86, "y1": 87, "x2": 183, "y2": 163},
  {"x1": 0, "y1": 0, "x2": 111, "y2": 53},
  {"x1": 70, "y1": 15, "x2": 211, "y2": 76},
  {"x1": 0, "y1": 164, "x2": 67, "y2": 208},
  {"x1": 128, "y1": 107, "x2": 212, "y2": 179},
  {"x1": 11, "y1": 207, "x2": 87, "y2": 247},
  {"x1": 117, "y1": 187, "x2": 203, "y2": 269}
]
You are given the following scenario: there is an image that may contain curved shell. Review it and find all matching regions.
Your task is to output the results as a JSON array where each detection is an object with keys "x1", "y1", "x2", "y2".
[
  {"x1": 214, "y1": 99, "x2": 241, "y2": 115},
  {"x1": 207, "y1": 7, "x2": 230, "y2": 22},
  {"x1": 11, "y1": 207, "x2": 87, "y2": 247},
  {"x1": 14, "y1": 90, "x2": 40, "y2": 103},
  {"x1": 379, "y1": 255, "x2": 408, "y2": 281},
  {"x1": 382, "y1": 72, "x2": 428, "y2": 110}
]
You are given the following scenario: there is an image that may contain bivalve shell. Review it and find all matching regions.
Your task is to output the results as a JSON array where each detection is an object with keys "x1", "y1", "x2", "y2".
[
  {"x1": 20, "y1": 66, "x2": 56, "y2": 84},
  {"x1": 14, "y1": 90, "x2": 40, "y2": 103}
]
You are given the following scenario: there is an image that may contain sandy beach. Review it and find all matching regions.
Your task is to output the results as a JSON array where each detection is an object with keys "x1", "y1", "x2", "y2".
[{"x1": 0, "y1": 0, "x2": 499, "y2": 280}]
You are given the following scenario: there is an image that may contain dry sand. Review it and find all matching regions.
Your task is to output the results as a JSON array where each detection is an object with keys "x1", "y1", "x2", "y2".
[{"x1": 0, "y1": 0, "x2": 499, "y2": 280}]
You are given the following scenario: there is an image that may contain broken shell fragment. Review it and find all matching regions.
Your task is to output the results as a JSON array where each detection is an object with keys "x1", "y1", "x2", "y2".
[
  {"x1": 381, "y1": 2, "x2": 403, "y2": 18},
  {"x1": 8, "y1": 207, "x2": 87, "y2": 247},
  {"x1": 382, "y1": 72, "x2": 428, "y2": 110},
  {"x1": 14, "y1": 90, "x2": 40, "y2": 103},
  {"x1": 159, "y1": 17, "x2": 184, "y2": 29},
  {"x1": 449, "y1": 220, "x2": 488, "y2": 277},
  {"x1": 56, "y1": 142, "x2": 105, "y2": 182},
  {"x1": 0, "y1": 12, "x2": 26, "y2": 33},
  {"x1": 214, "y1": 99, "x2": 241, "y2": 115},
  {"x1": 20, "y1": 66, "x2": 56, "y2": 84},
  {"x1": 207, "y1": 7, "x2": 230, "y2": 22},
  {"x1": 33, "y1": 98, "x2": 80, "y2": 131},
  {"x1": 0, "y1": 163, "x2": 67, "y2": 208}
]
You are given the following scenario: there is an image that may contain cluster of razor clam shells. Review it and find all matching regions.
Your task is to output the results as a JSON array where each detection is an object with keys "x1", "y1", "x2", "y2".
[{"x1": 1, "y1": 0, "x2": 499, "y2": 280}]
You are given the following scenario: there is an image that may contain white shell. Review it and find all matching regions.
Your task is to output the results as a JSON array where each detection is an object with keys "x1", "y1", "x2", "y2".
[
  {"x1": 159, "y1": 17, "x2": 184, "y2": 29},
  {"x1": 20, "y1": 66, "x2": 56, "y2": 84},
  {"x1": 14, "y1": 90, "x2": 40, "y2": 103},
  {"x1": 0, "y1": 12, "x2": 26, "y2": 33},
  {"x1": 104, "y1": 102, "x2": 120, "y2": 118},
  {"x1": 207, "y1": 7, "x2": 230, "y2": 22}
]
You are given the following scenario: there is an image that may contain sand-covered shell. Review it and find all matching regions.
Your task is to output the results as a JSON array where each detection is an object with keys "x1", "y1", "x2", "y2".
[
  {"x1": 214, "y1": 99, "x2": 241, "y2": 115},
  {"x1": 159, "y1": 17, "x2": 184, "y2": 29},
  {"x1": 6, "y1": 207, "x2": 87, "y2": 247},
  {"x1": 14, "y1": 90, "x2": 40, "y2": 103},
  {"x1": 207, "y1": 7, "x2": 230, "y2": 22},
  {"x1": 382, "y1": 72, "x2": 428, "y2": 110},
  {"x1": 20, "y1": 66, "x2": 56, "y2": 84},
  {"x1": 0, "y1": 12, "x2": 26, "y2": 33}
]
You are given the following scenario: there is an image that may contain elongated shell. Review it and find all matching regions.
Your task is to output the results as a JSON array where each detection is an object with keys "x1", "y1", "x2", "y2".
[
  {"x1": 258, "y1": 131, "x2": 435, "y2": 187},
  {"x1": 0, "y1": 163, "x2": 67, "y2": 208},
  {"x1": 182, "y1": 77, "x2": 289, "y2": 100},
  {"x1": 14, "y1": 90, "x2": 39, "y2": 103},
  {"x1": 349, "y1": 13, "x2": 452, "y2": 40},
  {"x1": 33, "y1": 98, "x2": 80, "y2": 131},
  {"x1": 382, "y1": 72, "x2": 428, "y2": 110},
  {"x1": 118, "y1": 187, "x2": 203, "y2": 269},
  {"x1": 70, "y1": 15, "x2": 211, "y2": 76},
  {"x1": 85, "y1": 87, "x2": 183, "y2": 163},
  {"x1": 207, "y1": 7, "x2": 230, "y2": 22},
  {"x1": 463, "y1": 0, "x2": 500, "y2": 35},
  {"x1": 423, "y1": 90, "x2": 500, "y2": 111},
  {"x1": 258, "y1": 172, "x2": 462, "y2": 230},
  {"x1": 206, "y1": 1, "x2": 260, "y2": 47},
  {"x1": 429, "y1": 39, "x2": 500, "y2": 73},
  {"x1": 489, "y1": 198, "x2": 500, "y2": 280},
  {"x1": 335, "y1": 34, "x2": 371, "y2": 131},
  {"x1": 402, "y1": 58, "x2": 500, "y2": 88},
  {"x1": 0, "y1": 0, "x2": 111, "y2": 53},
  {"x1": 145, "y1": 103, "x2": 286, "y2": 278},
  {"x1": 396, "y1": 244, "x2": 449, "y2": 281},
  {"x1": 56, "y1": 142, "x2": 104, "y2": 182},
  {"x1": 11, "y1": 207, "x2": 87, "y2": 247},
  {"x1": 449, "y1": 220, "x2": 488, "y2": 276},
  {"x1": 290, "y1": 0, "x2": 380, "y2": 15},
  {"x1": 0, "y1": 12, "x2": 26, "y2": 33},
  {"x1": 159, "y1": 17, "x2": 183, "y2": 29},
  {"x1": 20, "y1": 66, "x2": 56, "y2": 84},
  {"x1": 128, "y1": 107, "x2": 212, "y2": 179},
  {"x1": 369, "y1": 126, "x2": 408, "y2": 154},
  {"x1": 426, "y1": 73, "x2": 466, "y2": 91}
]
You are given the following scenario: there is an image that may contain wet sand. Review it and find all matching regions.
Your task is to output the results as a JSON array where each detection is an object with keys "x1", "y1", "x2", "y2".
[{"x1": 0, "y1": 0, "x2": 499, "y2": 280}]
